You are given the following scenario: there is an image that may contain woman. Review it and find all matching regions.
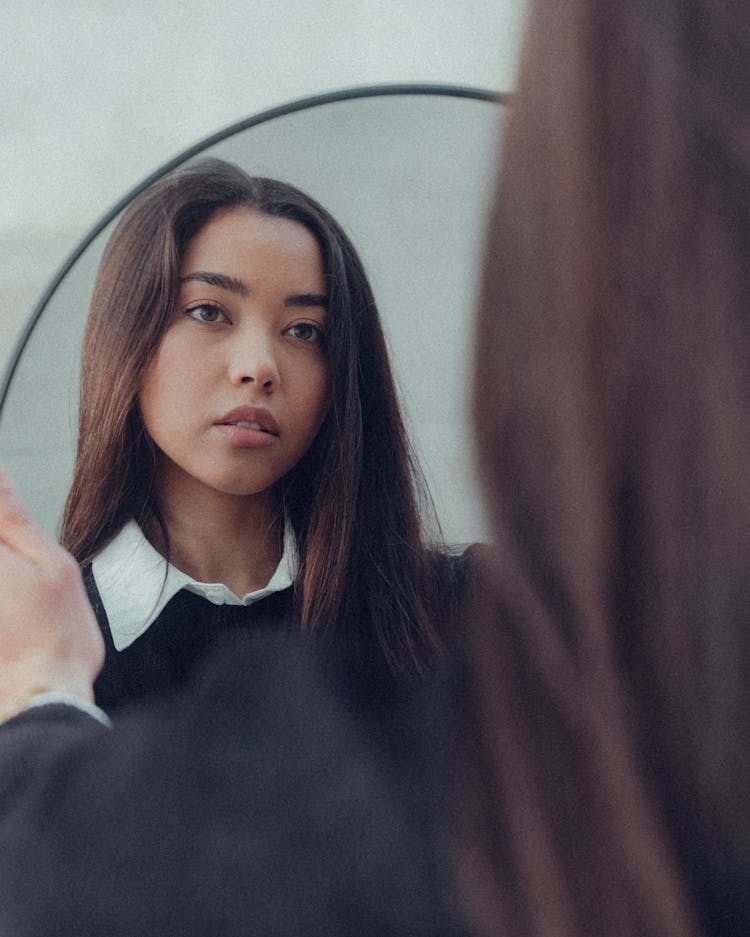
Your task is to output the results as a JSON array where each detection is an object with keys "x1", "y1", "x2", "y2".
[
  {"x1": 0, "y1": 466, "x2": 461, "y2": 936},
  {"x1": 60, "y1": 158, "x2": 465, "y2": 709},
  {"x1": 459, "y1": 0, "x2": 750, "y2": 935},
  {"x1": 4, "y1": 1, "x2": 748, "y2": 933}
]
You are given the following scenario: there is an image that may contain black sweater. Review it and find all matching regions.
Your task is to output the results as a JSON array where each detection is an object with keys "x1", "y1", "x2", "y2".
[
  {"x1": 0, "y1": 631, "x2": 466, "y2": 937},
  {"x1": 86, "y1": 564, "x2": 296, "y2": 713}
]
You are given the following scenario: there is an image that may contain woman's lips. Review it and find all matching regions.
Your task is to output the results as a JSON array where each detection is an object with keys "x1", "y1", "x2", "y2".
[
  {"x1": 214, "y1": 407, "x2": 279, "y2": 447},
  {"x1": 214, "y1": 423, "x2": 277, "y2": 448}
]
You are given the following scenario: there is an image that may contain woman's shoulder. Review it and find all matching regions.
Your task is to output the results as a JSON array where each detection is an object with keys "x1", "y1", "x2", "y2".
[
  {"x1": 425, "y1": 541, "x2": 491, "y2": 618},
  {"x1": 429, "y1": 539, "x2": 489, "y2": 574}
]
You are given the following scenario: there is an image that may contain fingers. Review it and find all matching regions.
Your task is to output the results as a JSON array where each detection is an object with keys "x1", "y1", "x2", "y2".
[{"x1": 0, "y1": 467, "x2": 63, "y2": 568}]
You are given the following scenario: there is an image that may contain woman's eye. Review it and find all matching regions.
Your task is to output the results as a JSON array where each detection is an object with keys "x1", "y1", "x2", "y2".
[
  {"x1": 185, "y1": 304, "x2": 227, "y2": 324},
  {"x1": 285, "y1": 322, "x2": 323, "y2": 343}
]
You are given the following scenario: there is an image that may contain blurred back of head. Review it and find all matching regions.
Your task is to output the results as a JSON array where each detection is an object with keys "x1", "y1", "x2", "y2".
[{"x1": 462, "y1": 1, "x2": 750, "y2": 935}]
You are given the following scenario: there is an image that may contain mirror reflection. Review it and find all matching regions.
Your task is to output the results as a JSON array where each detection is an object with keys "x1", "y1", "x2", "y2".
[{"x1": 0, "y1": 88, "x2": 505, "y2": 545}]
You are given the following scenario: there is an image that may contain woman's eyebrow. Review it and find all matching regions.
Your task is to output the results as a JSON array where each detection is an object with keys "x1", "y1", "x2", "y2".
[
  {"x1": 285, "y1": 293, "x2": 328, "y2": 309},
  {"x1": 181, "y1": 273, "x2": 326, "y2": 310},
  {"x1": 180, "y1": 271, "x2": 248, "y2": 295},
  {"x1": 180, "y1": 273, "x2": 326, "y2": 310}
]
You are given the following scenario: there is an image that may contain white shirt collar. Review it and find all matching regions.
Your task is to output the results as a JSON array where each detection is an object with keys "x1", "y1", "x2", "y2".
[{"x1": 91, "y1": 518, "x2": 298, "y2": 651}]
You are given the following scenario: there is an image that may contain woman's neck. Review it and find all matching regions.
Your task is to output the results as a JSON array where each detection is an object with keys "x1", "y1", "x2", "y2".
[{"x1": 144, "y1": 471, "x2": 284, "y2": 597}]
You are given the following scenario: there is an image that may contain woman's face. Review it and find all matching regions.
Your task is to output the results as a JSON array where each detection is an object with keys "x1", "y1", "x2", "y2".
[{"x1": 139, "y1": 206, "x2": 331, "y2": 507}]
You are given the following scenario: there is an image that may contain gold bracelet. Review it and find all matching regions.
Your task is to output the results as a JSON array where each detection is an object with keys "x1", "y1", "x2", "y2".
[{"x1": 0, "y1": 688, "x2": 51, "y2": 726}]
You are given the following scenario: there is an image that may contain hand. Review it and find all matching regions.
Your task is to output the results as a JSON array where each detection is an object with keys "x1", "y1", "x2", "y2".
[{"x1": 0, "y1": 468, "x2": 104, "y2": 712}]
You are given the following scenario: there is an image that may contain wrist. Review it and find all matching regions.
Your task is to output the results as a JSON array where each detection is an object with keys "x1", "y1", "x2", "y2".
[
  {"x1": 1, "y1": 654, "x2": 96, "y2": 716},
  {"x1": 0, "y1": 688, "x2": 110, "y2": 728},
  {"x1": 0, "y1": 687, "x2": 52, "y2": 725}
]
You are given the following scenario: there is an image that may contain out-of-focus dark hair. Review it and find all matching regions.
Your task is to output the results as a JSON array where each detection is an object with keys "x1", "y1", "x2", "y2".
[
  {"x1": 61, "y1": 158, "x2": 451, "y2": 675},
  {"x1": 462, "y1": 1, "x2": 750, "y2": 934}
]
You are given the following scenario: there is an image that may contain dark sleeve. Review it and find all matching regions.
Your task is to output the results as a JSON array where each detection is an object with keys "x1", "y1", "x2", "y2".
[
  {"x1": 0, "y1": 633, "x2": 465, "y2": 937},
  {"x1": 0, "y1": 703, "x2": 110, "y2": 802}
]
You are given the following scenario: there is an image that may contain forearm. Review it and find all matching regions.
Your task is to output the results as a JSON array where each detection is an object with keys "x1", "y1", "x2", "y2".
[
  {"x1": 0, "y1": 706, "x2": 124, "y2": 937},
  {"x1": 0, "y1": 704, "x2": 109, "y2": 803}
]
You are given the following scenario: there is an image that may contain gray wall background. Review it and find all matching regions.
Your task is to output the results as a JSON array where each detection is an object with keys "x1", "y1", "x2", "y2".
[
  {"x1": 1, "y1": 1, "x2": 526, "y2": 372},
  {"x1": 0, "y1": 2, "x2": 527, "y2": 543}
]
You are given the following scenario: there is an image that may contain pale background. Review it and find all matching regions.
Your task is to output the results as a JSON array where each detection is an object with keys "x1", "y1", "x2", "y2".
[
  {"x1": 0, "y1": 1, "x2": 527, "y2": 542},
  {"x1": 1, "y1": 0, "x2": 526, "y2": 374}
]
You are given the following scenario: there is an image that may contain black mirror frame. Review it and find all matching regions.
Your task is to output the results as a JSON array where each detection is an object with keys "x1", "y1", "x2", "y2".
[{"x1": 0, "y1": 83, "x2": 506, "y2": 414}]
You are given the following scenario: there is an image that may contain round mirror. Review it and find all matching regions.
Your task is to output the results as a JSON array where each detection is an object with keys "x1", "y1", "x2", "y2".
[{"x1": 0, "y1": 85, "x2": 506, "y2": 545}]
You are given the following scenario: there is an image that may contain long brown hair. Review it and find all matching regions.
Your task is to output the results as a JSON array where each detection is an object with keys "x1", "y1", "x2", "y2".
[
  {"x1": 461, "y1": 0, "x2": 750, "y2": 934},
  {"x1": 61, "y1": 158, "x2": 450, "y2": 675}
]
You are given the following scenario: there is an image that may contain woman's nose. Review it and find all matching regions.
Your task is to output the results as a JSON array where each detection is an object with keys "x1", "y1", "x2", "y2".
[{"x1": 228, "y1": 334, "x2": 279, "y2": 391}]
